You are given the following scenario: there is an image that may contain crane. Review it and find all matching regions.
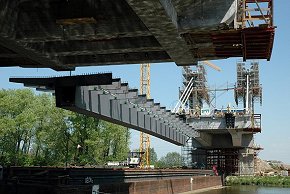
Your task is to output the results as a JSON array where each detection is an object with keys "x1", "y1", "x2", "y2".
[
  {"x1": 139, "y1": 63, "x2": 151, "y2": 168},
  {"x1": 201, "y1": 61, "x2": 221, "y2": 72}
]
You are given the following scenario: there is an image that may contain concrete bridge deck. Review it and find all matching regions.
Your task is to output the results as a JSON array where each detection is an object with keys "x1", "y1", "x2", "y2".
[{"x1": 0, "y1": 0, "x2": 274, "y2": 71}]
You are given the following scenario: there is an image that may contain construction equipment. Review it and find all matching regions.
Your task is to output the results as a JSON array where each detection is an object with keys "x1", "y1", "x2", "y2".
[
  {"x1": 173, "y1": 61, "x2": 221, "y2": 115},
  {"x1": 201, "y1": 61, "x2": 221, "y2": 72},
  {"x1": 172, "y1": 77, "x2": 194, "y2": 114},
  {"x1": 139, "y1": 63, "x2": 151, "y2": 168},
  {"x1": 235, "y1": 61, "x2": 262, "y2": 113},
  {"x1": 173, "y1": 63, "x2": 211, "y2": 115}
]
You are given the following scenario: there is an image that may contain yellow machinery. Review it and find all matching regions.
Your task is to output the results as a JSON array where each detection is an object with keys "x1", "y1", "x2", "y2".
[
  {"x1": 139, "y1": 63, "x2": 151, "y2": 168},
  {"x1": 202, "y1": 61, "x2": 221, "y2": 72}
]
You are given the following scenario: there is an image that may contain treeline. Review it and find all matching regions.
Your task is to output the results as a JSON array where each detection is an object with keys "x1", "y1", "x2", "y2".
[
  {"x1": 155, "y1": 152, "x2": 182, "y2": 168},
  {"x1": 226, "y1": 176, "x2": 290, "y2": 187},
  {"x1": 143, "y1": 148, "x2": 182, "y2": 168},
  {"x1": 0, "y1": 89, "x2": 130, "y2": 166}
]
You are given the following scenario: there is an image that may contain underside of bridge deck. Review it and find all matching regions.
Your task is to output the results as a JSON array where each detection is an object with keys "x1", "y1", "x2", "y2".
[{"x1": 0, "y1": 0, "x2": 274, "y2": 71}]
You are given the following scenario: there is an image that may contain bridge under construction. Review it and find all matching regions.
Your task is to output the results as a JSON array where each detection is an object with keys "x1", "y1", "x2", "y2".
[
  {"x1": 0, "y1": 0, "x2": 276, "y2": 193},
  {"x1": 11, "y1": 60, "x2": 263, "y2": 176},
  {"x1": 176, "y1": 61, "x2": 263, "y2": 176}
]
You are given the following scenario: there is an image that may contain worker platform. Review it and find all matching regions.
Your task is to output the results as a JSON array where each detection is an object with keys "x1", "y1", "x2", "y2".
[
  {"x1": 188, "y1": 111, "x2": 261, "y2": 148},
  {"x1": 0, "y1": 0, "x2": 274, "y2": 70}
]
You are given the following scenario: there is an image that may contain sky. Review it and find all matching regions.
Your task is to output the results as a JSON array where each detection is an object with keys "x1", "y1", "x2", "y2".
[{"x1": 1, "y1": 0, "x2": 290, "y2": 162}]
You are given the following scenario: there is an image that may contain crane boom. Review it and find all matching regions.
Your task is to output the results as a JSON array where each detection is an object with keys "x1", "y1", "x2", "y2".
[{"x1": 202, "y1": 61, "x2": 222, "y2": 72}]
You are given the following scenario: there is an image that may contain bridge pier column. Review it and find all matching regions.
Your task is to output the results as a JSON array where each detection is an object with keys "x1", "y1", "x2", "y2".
[
  {"x1": 195, "y1": 132, "x2": 212, "y2": 147},
  {"x1": 227, "y1": 128, "x2": 243, "y2": 147},
  {"x1": 238, "y1": 148, "x2": 255, "y2": 175}
]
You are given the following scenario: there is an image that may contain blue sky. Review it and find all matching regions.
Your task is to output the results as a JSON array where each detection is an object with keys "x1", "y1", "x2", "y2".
[{"x1": 1, "y1": 0, "x2": 290, "y2": 162}]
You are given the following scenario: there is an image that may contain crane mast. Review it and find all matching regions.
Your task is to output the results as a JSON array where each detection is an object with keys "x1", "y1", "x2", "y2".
[{"x1": 139, "y1": 63, "x2": 151, "y2": 168}]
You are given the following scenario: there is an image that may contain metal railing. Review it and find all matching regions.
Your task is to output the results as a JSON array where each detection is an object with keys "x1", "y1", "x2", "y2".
[{"x1": 239, "y1": 0, "x2": 273, "y2": 28}]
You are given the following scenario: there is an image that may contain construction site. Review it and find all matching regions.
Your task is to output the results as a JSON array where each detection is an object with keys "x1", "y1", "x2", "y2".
[
  {"x1": 0, "y1": 0, "x2": 279, "y2": 193},
  {"x1": 178, "y1": 61, "x2": 263, "y2": 176}
]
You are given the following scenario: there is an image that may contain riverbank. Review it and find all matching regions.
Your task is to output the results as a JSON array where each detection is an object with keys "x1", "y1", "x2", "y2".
[
  {"x1": 182, "y1": 185, "x2": 290, "y2": 194},
  {"x1": 226, "y1": 176, "x2": 290, "y2": 187},
  {"x1": 180, "y1": 185, "x2": 225, "y2": 194}
]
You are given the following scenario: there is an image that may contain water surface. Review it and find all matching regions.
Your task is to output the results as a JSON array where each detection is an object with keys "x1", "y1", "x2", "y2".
[{"x1": 198, "y1": 185, "x2": 290, "y2": 194}]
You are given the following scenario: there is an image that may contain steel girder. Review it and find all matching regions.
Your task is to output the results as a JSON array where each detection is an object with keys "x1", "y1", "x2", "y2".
[{"x1": 10, "y1": 73, "x2": 201, "y2": 146}]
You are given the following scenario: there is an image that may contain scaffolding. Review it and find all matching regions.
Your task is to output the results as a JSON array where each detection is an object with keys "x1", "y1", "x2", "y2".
[
  {"x1": 179, "y1": 64, "x2": 211, "y2": 168},
  {"x1": 177, "y1": 64, "x2": 210, "y2": 114},
  {"x1": 206, "y1": 148, "x2": 239, "y2": 176},
  {"x1": 237, "y1": 0, "x2": 273, "y2": 29},
  {"x1": 181, "y1": 137, "x2": 193, "y2": 168},
  {"x1": 178, "y1": 62, "x2": 263, "y2": 174},
  {"x1": 235, "y1": 61, "x2": 262, "y2": 113}
]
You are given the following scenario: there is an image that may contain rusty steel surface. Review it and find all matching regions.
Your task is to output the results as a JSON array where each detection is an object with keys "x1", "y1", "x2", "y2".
[
  {"x1": 1, "y1": 166, "x2": 213, "y2": 185},
  {"x1": 183, "y1": 27, "x2": 275, "y2": 62}
]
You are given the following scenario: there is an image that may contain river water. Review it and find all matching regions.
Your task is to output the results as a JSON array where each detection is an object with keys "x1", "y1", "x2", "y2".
[{"x1": 198, "y1": 186, "x2": 290, "y2": 194}]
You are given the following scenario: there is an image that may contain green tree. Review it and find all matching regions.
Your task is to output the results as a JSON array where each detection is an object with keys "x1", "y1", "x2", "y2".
[
  {"x1": 69, "y1": 116, "x2": 130, "y2": 165},
  {"x1": 69, "y1": 113, "x2": 99, "y2": 165},
  {"x1": 91, "y1": 121, "x2": 130, "y2": 164},
  {"x1": 28, "y1": 93, "x2": 69, "y2": 166},
  {"x1": 0, "y1": 89, "x2": 37, "y2": 165},
  {"x1": 150, "y1": 147, "x2": 158, "y2": 165},
  {"x1": 156, "y1": 152, "x2": 182, "y2": 168},
  {"x1": 0, "y1": 89, "x2": 131, "y2": 167}
]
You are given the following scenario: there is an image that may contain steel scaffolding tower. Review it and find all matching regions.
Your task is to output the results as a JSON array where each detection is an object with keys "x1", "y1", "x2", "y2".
[
  {"x1": 174, "y1": 64, "x2": 210, "y2": 115},
  {"x1": 181, "y1": 137, "x2": 193, "y2": 167},
  {"x1": 179, "y1": 64, "x2": 210, "y2": 168},
  {"x1": 235, "y1": 61, "x2": 262, "y2": 113}
]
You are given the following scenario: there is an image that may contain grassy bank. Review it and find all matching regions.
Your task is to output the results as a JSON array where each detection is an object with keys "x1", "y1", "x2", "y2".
[{"x1": 226, "y1": 176, "x2": 290, "y2": 187}]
